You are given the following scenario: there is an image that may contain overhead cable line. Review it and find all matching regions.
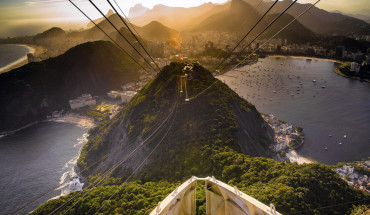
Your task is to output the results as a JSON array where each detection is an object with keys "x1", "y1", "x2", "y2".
[
  {"x1": 59, "y1": 95, "x2": 179, "y2": 215},
  {"x1": 49, "y1": 96, "x2": 179, "y2": 215},
  {"x1": 213, "y1": 0, "x2": 265, "y2": 60},
  {"x1": 12, "y1": 113, "x2": 169, "y2": 215},
  {"x1": 109, "y1": 0, "x2": 161, "y2": 72},
  {"x1": 219, "y1": 0, "x2": 298, "y2": 72},
  {"x1": 9, "y1": 2, "x2": 157, "y2": 211},
  {"x1": 88, "y1": 0, "x2": 158, "y2": 73},
  {"x1": 113, "y1": 0, "x2": 144, "y2": 43},
  {"x1": 214, "y1": 0, "x2": 279, "y2": 72},
  {"x1": 190, "y1": 0, "x2": 317, "y2": 101},
  {"x1": 94, "y1": 98, "x2": 179, "y2": 214},
  {"x1": 107, "y1": 0, "x2": 161, "y2": 72},
  {"x1": 67, "y1": 0, "x2": 148, "y2": 73}
]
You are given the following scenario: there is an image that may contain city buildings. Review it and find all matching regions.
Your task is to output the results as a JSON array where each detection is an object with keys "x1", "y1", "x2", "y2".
[
  {"x1": 262, "y1": 114, "x2": 303, "y2": 153},
  {"x1": 333, "y1": 161, "x2": 370, "y2": 193}
]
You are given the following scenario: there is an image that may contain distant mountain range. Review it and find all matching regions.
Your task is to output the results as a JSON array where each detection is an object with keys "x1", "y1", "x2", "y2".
[
  {"x1": 0, "y1": 41, "x2": 141, "y2": 134},
  {"x1": 331, "y1": 10, "x2": 370, "y2": 24},
  {"x1": 263, "y1": 0, "x2": 369, "y2": 36},
  {"x1": 191, "y1": 0, "x2": 315, "y2": 43},
  {"x1": 85, "y1": 13, "x2": 179, "y2": 43},
  {"x1": 130, "y1": 2, "x2": 229, "y2": 31},
  {"x1": 128, "y1": 0, "x2": 370, "y2": 36}
]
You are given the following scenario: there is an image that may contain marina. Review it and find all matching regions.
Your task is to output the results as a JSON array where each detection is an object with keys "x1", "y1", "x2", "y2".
[{"x1": 218, "y1": 56, "x2": 370, "y2": 164}]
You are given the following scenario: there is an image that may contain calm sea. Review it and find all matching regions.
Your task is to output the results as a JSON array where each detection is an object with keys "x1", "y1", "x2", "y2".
[
  {"x1": 0, "y1": 122, "x2": 88, "y2": 214},
  {"x1": 0, "y1": 44, "x2": 31, "y2": 72},
  {"x1": 219, "y1": 56, "x2": 370, "y2": 164}
]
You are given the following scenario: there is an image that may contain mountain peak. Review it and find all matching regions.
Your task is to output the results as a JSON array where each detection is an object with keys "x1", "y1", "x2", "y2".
[
  {"x1": 106, "y1": 9, "x2": 114, "y2": 17},
  {"x1": 34, "y1": 27, "x2": 65, "y2": 40},
  {"x1": 128, "y1": 3, "x2": 149, "y2": 18},
  {"x1": 230, "y1": 0, "x2": 254, "y2": 14},
  {"x1": 146, "y1": 20, "x2": 165, "y2": 27}
]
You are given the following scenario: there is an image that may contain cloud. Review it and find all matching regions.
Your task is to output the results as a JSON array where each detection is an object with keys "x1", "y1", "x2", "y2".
[
  {"x1": 24, "y1": 0, "x2": 62, "y2": 7},
  {"x1": 24, "y1": 0, "x2": 82, "y2": 7}
]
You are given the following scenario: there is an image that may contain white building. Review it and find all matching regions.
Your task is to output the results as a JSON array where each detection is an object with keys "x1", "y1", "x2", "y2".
[
  {"x1": 121, "y1": 82, "x2": 136, "y2": 91},
  {"x1": 351, "y1": 62, "x2": 361, "y2": 73},
  {"x1": 84, "y1": 98, "x2": 96, "y2": 106},
  {"x1": 107, "y1": 91, "x2": 120, "y2": 99},
  {"x1": 69, "y1": 94, "x2": 96, "y2": 109},
  {"x1": 69, "y1": 99, "x2": 84, "y2": 109},
  {"x1": 121, "y1": 91, "x2": 137, "y2": 103}
]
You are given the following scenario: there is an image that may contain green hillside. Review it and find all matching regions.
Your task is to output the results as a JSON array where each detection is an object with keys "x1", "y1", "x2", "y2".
[{"x1": 77, "y1": 62, "x2": 274, "y2": 180}]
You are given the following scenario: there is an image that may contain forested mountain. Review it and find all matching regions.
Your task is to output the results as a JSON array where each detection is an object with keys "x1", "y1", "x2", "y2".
[{"x1": 0, "y1": 41, "x2": 141, "y2": 133}]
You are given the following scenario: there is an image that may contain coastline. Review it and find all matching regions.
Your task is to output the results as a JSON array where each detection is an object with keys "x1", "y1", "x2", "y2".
[
  {"x1": 286, "y1": 150, "x2": 314, "y2": 164},
  {"x1": 49, "y1": 115, "x2": 95, "y2": 128},
  {"x1": 268, "y1": 54, "x2": 339, "y2": 63},
  {"x1": 0, "y1": 114, "x2": 94, "y2": 138},
  {"x1": 48, "y1": 115, "x2": 94, "y2": 200},
  {"x1": 0, "y1": 44, "x2": 45, "y2": 74}
]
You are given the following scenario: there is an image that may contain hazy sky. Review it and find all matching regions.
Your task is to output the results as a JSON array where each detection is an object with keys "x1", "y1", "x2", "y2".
[{"x1": 0, "y1": 0, "x2": 369, "y2": 37}]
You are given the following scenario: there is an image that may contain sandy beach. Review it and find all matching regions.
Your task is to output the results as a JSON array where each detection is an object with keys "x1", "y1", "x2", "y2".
[
  {"x1": 286, "y1": 150, "x2": 314, "y2": 164},
  {"x1": 0, "y1": 44, "x2": 46, "y2": 74},
  {"x1": 51, "y1": 115, "x2": 95, "y2": 128}
]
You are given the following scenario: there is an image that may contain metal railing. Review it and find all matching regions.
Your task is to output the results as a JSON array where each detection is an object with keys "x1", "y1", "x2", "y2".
[{"x1": 150, "y1": 176, "x2": 281, "y2": 215}]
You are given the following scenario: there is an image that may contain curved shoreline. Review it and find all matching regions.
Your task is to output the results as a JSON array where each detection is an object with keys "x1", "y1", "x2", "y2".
[
  {"x1": 267, "y1": 55, "x2": 340, "y2": 63},
  {"x1": 0, "y1": 115, "x2": 94, "y2": 137},
  {"x1": 269, "y1": 55, "x2": 370, "y2": 82},
  {"x1": 0, "y1": 44, "x2": 46, "y2": 74},
  {"x1": 0, "y1": 44, "x2": 35, "y2": 74},
  {"x1": 268, "y1": 54, "x2": 339, "y2": 63}
]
